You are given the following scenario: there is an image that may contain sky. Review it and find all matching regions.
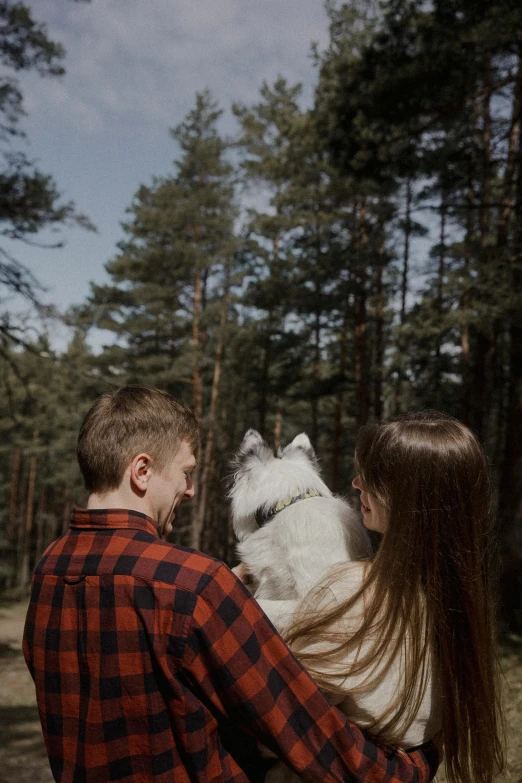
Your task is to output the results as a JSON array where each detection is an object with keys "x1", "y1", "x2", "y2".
[{"x1": 7, "y1": 0, "x2": 331, "y2": 350}]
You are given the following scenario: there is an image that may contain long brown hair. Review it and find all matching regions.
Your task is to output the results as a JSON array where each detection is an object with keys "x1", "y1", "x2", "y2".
[{"x1": 286, "y1": 411, "x2": 505, "y2": 783}]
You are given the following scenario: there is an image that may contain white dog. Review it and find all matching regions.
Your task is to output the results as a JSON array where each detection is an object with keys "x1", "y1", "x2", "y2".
[
  {"x1": 229, "y1": 429, "x2": 372, "y2": 627},
  {"x1": 230, "y1": 430, "x2": 373, "y2": 779}
]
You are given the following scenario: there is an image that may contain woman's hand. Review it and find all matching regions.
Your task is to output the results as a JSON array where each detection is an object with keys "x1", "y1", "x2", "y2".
[{"x1": 231, "y1": 562, "x2": 250, "y2": 584}]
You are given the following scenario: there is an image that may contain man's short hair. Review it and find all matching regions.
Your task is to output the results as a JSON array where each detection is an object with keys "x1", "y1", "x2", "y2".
[{"x1": 77, "y1": 386, "x2": 200, "y2": 494}]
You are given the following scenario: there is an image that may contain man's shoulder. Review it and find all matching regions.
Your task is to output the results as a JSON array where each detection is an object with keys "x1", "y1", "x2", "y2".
[
  {"x1": 117, "y1": 533, "x2": 223, "y2": 594},
  {"x1": 139, "y1": 537, "x2": 254, "y2": 615},
  {"x1": 135, "y1": 536, "x2": 225, "y2": 596},
  {"x1": 35, "y1": 525, "x2": 228, "y2": 599}
]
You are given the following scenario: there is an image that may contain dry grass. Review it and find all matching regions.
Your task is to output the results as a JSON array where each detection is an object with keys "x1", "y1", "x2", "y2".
[{"x1": 1, "y1": 600, "x2": 521, "y2": 783}]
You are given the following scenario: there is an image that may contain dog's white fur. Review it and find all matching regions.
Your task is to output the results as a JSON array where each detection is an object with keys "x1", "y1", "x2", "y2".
[
  {"x1": 230, "y1": 430, "x2": 373, "y2": 775},
  {"x1": 230, "y1": 429, "x2": 372, "y2": 610}
]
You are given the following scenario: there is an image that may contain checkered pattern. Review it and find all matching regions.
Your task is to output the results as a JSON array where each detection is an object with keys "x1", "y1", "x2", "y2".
[{"x1": 23, "y1": 508, "x2": 438, "y2": 783}]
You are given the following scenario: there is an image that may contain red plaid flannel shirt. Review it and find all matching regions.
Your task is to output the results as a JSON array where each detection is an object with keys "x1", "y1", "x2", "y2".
[{"x1": 23, "y1": 508, "x2": 438, "y2": 783}]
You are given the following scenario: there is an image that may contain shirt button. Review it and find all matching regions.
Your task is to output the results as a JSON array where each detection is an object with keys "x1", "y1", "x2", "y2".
[{"x1": 63, "y1": 575, "x2": 85, "y2": 584}]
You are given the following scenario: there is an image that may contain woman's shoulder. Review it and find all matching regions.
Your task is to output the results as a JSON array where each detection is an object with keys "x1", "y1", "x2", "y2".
[
  {"x1": 300, "y1": 560, "x2": 369, "y2": 617},
  {"x1": 326, "y1": 560, "x2": 368, "y2": 599}
]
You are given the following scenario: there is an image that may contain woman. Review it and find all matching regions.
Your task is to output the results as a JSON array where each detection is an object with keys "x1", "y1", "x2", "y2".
[{"x1": 258, "y1": 412, "x2": 505, "y2": 783}]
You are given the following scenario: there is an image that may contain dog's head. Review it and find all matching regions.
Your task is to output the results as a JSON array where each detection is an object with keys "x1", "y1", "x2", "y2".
[{"x1": 229, "y1": 429, "x2": 331, "y2": 540}]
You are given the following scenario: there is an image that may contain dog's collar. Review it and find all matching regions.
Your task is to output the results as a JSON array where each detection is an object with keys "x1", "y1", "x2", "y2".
[{"x1": 255, "y1": 488, "x2": 322, "y2": 528}]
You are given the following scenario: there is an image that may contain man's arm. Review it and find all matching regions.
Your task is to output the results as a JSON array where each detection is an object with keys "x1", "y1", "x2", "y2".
[{"x1": 177, "y1": 564, "x2": 438, "y2": 783}]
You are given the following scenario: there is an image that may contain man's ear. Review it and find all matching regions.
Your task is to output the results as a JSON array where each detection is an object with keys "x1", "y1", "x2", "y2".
[{"x1": 129, "y1": 453, "x2": 153, "y2": 493}]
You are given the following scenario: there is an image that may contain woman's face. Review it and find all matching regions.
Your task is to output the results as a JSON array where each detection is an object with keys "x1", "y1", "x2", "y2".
[{"x1": 352, "y1": 475, "x2": 389, "y2": 533}]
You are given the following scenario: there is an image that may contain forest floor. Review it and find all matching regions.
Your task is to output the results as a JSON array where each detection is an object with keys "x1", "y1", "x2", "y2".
[
  {"x1": 1, "y1": 598, "x2": 521, "y2": 783},
  {"x1": 0, "y1": 599, "x2": 53, "y2": 783}
]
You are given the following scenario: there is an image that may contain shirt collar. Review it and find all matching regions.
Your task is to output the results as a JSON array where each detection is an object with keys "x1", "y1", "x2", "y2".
[{"x1": 69, "y1": 507, "x2": 159, "y2": 536}]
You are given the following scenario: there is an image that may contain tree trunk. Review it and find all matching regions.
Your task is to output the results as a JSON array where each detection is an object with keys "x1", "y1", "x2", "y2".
[
  {"x1": 62, "y1": 491, "x2": 72, "y2": 535},
  {"x1": 258, "y1": 337, "x2": 270, "y2": 437},
  {"x1": 461, "y1": 317, "x2": 471, "y2": 423},
  {"x1": 189, "y1": 263, "x2": 204, "y2": 544},
  {"x1": 42, "y1": 487, "x2": 54, "y2": 550},
  {"x1": 434, "y1": 198, "x2": 446, "y2": 399},
  {"x1": 255, "y1": 232, "x2": 280, "y2": 442},
  {"x1": 499, "y1": 274, "x2": 522, "y2": 630},
  {"x1": 401, "y1": 179, "x2": 412, "y2": 322},
  {"x1": 35, "y1": 489, "x2": 46, "y2": 561},
  {"x1": 8, "y1": 445, "x2": 22, "y2": 588},
  {"x1": 332, "y1": 310, "x2": 348, "y2": 492},
  {"x1": 492, "y1": 53, "x2": 521, "y2": 470},
  {"x1": 460, "y1": 182, "x2": 473, "y2": 425},
  {"x1": 497, "y1": 62, "x2": 521, "y2": 250},
  {"x1": 273, "y1": 233, "x2": 280, "y2": 261},
  {"x1": 18, "y1": 433, "x2": 38, "y2": 590},
  {"x1": 395, "y1": 179, "x2": 412, "y2": 413},
  {"x1": 192, "y1": 267, "x2": 203, "y2": 421},
  {"x1": 311, "y1": 306, "x2": 321, "y2": 446},
  {"x1": 8, "y1": 445, "x2": 21, "y2": 540},
  {"x1": 354, "y1": 200, "x2": 369, "y2": 427},
  {"x1": 472, "y1": 53, "x2": 493, "y2": 439},
  {"x1": 499, "y1": 48, "x2": 522, "y2": 631},
  {"x1": 191, "y1": 264, "x2": 230, "y2": 550},
  {"x1": 273, "y1": 411, "x2": 282, "y2": 452},
  {"x1": 354, "y1": 280, "x2": 368, "y2": 426},
  {"x1": 374, "y1": 241, "x2": 384, "y2": 420}
]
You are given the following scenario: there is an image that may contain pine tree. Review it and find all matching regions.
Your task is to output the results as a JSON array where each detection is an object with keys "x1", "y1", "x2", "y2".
[
  {"x1": 0, "y1": 1, "x2": 92, "y2": 316},
  {"x1": 0, "y1": 329, "x2": 103, "y2": 590},
  {"x1": 86, "y1": 91, "x2": 240, "y2": 550},
  {"x1": 318, "y1": 0, "x2": 522, "y2": 628}
]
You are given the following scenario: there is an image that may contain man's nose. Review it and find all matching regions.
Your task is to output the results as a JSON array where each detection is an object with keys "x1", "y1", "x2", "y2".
[{"x1": 185, "y1": 481, "x2": 195, "y2": 499}]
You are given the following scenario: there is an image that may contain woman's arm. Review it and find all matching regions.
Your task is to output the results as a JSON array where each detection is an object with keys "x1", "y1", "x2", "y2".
[
  {"x1": 232, "y1": 563, "x2": 300, "y2": 633},
  {"x1": 256, "y1": 597, "x2": 300, "y2": 633}
]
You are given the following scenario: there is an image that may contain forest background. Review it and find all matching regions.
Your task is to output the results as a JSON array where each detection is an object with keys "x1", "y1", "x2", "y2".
[{"x1": 1, "y1": 0, "x2": 522, "y2": 636}]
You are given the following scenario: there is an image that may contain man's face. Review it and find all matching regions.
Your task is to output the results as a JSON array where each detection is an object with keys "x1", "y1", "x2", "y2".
[{"x1": 148, "y1": 440, "x2": 196, "y2": 536}]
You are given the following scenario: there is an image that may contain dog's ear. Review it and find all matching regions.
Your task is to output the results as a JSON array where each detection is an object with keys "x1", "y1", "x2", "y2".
[
  {"x1": 284, "y1": 433, "x2": 316, "y2": 460},
  {"x1": 240, "y1": 429, "x2": 265, "y2": 452},
  {"x1": 236, "y1": 428, "x2": 273, "y2": 464}
]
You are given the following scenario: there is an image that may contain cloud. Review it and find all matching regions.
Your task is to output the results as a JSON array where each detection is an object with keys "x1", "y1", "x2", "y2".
[
  {"x1": 23, "y1": 0, "x2": 329, "y2": 135},
  {"x1": 10, "y1": 0, "x2": 330, "y2": 330}
]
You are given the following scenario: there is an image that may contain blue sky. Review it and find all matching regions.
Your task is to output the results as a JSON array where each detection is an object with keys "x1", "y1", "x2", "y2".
[{"x1": 8, "y1": 0, "x2": 330, "y2": 350}]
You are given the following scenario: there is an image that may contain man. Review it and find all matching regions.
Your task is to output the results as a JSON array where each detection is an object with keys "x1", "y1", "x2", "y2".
[{"x1": 23, "y1": 385, "x2": 438, "y2": 783}]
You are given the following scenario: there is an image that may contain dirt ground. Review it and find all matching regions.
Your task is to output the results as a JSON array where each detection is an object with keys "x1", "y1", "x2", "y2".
[
  {"x1": 0, "y1": 600, "x2": 53, "y2": 783},
  {"x1": 494, "y1": 638, "x2": 522, "y2": 783},
  {"x1": 1, "y1": 599, "x2": 521, "y2": 783}
]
